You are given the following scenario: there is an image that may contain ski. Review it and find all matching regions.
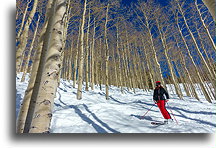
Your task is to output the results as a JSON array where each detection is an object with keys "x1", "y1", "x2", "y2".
[{"x1": 151, "y1": 121, "x2": 165, "y2": 125}]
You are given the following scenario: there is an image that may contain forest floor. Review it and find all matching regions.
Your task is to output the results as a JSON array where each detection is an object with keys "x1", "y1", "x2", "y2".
[{"x1": 16, "y1": 73, "x2": 216, "y2": 133}]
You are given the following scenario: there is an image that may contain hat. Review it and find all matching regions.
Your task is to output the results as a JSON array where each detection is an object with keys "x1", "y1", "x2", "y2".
[{"x1": 155, "y1": 81, "x2": 161, "y2": 84}]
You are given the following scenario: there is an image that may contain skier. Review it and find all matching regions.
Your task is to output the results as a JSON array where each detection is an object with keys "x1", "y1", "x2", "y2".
[{"x1": 153, "y1": 81, "x2": 173, "y2": 124}]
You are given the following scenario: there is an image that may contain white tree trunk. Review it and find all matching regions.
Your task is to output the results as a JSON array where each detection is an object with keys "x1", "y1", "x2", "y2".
[
  {"x1": 156, "y1": 20, "x2": 183, "y2": 99},
  {"x1": 29, "y1": 0, "x2": 66, "y2": 133},
  {"x1": 195, "y1": 0, "x2": 216, "y2": 52},
  {"x1": 77, "y1": 0, "x2": 87, "y2": 100},
  {"x1": 21, "y1": 16, "x2": 40, "y2": 82},
  {"x1": 177, "y1": 1, "x2": 216, "y2": 91},
  {"x1": 73, "y1": 20, "x2": 81, "y2": 88},
  {"x1": 104, "y1": 4, "x2": 110, "y2": 100},
  {"x1": 85, "y1": 8, "x2": 91, "y2": 91},
  {"x1": 115, "y1": 24, "x2": 123, "y2": 90},
  {"x1": 142, "y1": 39, "x2": 154, "y2": 89},
  {"x1": 176, "y1": 17, "x2": 212, "y2": 102},
  {"x1": 202, "y1": 0, "x2": 216, "y2": 20},
  {"x1": 90, "y1": 18, "x2": 96, "y2": 90},
  {"x1": 16, "y1": 0, "x2": 54, "y2": 133},
  {"x1": 142, "y1": 10, "x2": 165, "y2": 87}
]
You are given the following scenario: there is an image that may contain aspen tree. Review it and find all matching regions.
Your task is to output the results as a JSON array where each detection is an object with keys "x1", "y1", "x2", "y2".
[
  {"x1": 175, "y1": 14, "x2": 212, "y2": 102},
  {"x1": 16, "y1": 0, "x2": 38, "y2": 73},
  {"x1": 16, "y1": 0, "x2": 31, "y2": 43},
  {"x1": 140, "y1": 56, "x2": 150, "y2": 91},
  {"x1": 141, "y1": 38, "x2": 154, "y2": 89},
  {"x1": 195, "y1": 24, "x2": 216, "y2": 76},
  {"x1": 138, "y1": 3, "x2": 166, "y2": 87},
  {"x1": 61, "y1": 0, "x2": 71, "y2": 81},
  {"x1": 111, "y1": 41, "x2": 118, "y2": 87},
  {"x1": 133, "y1": 50, "x2": 142, "y2": 89},
  {"x1": 121, "y1": 50, "x2": 128, "y2": 88},
  {"x1": 16, "y1": 0, "x2": 54, "y2": 133},
  {"x1": 122, "y1": 43, "x2": 132, "y2": 90},
  {"x1": 194, "y1": 0, "x2": 216, "y2": 52},
  {"x1": 198, "y1": 64, "x2": 216, "y2": 98},
  {"x1": 16, "y1": 7, "x2": 19, "y2": 20},
  {"x1": 21, "y1": 15, "x2": 40, "y2": 82},
  {"x1": 24, "y1": 1, "x2": 58, "y2": 133},
  {"x1": 176, "y1": 0, "x2": 215, "y2": 90},
  {"x1": 73, "y1": 20, "x2": 81, "y2": 88},
  {"x1": 124, "y1": 27, "x2": 136, "y2": 92},
  {"x1": 29, "y1": 0, "x2": 66, "y2": 133},
  {"x1": 120, "y1": 30, "x2": 132, "y2": 90},
  {"x1": 98, "y1": 38, "x2": 103, "y2": 90},
  {"x1": 115, "y1": 24, "x2": 123, "y2": 91},
  {"x1": 90, "y1": 18, "x2": 96, "y2": 90},
  {"x1": 155, "y1": 17, "x2": 183, "y2": 99},
  {"x1": 104, "y1": 4, "x2": 110, "y2": 100},
  {"x1": 130, "y1": 42, "x2": 140, "y2": 90},
  {"x1": 85, "y1": 7, "x2": 91, "y2": 91},
  {"x1": 17, "y1": 21, "x2": 47, "y2": 133},
  {"x1": 94, "y1": 39, "x2": 99, "y2": 85},
  {"x1": 119, "y1": 42, "x2": 127, "y2": 89},
  {"x1": 173, "y1": 59, "x2": 192, "y2": 97},
  {"x1": 77, "y1": 0, "x2": 87, "y2": 100},
  {"x1": 68, "y1": 46, "x2": 73, "y2": 80}
]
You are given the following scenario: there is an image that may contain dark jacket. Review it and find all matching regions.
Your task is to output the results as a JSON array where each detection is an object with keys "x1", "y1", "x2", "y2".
[{"x1": 153, "y1": 86, "x2": 169, "y2": 101}]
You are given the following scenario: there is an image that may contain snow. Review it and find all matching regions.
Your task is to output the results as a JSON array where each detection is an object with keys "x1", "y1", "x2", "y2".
[{"x1": 16, "y1": 73, "x2": 216, "y2": 133}]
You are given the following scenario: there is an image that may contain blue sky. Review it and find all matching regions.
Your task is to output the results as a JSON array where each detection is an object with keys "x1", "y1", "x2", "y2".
[{"x1": 121, "y1": 0, "x2": 170, "y2": 6}]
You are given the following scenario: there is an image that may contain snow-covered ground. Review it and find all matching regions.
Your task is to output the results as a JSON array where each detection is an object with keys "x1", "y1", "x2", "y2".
[{"x1": 16, "y1": 73, "x2": 216, "y2": 133}]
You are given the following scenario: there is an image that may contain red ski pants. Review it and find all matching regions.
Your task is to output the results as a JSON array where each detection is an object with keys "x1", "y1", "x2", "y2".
[{"x1": 156, "y1": 100, "x2": 171, "y2": 119}]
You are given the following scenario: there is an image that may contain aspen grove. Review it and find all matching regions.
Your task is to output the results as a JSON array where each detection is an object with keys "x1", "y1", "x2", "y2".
[{"x1": 16, "y1": 0, "x2": 216, "y2": 133}]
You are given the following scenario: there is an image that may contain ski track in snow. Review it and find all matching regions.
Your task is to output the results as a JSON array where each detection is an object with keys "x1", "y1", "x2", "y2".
[{"x1": 16, "y1": 73, "x2": 216, "y2": 133}]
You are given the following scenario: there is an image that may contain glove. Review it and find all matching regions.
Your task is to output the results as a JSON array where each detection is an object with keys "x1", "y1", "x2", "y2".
[{"x1": 165, "y1": 99, "x2": 169, "y2": 102}]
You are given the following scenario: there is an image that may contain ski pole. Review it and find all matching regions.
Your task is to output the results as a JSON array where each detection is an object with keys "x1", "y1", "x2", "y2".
[
  {"x1": 141, "y1": 104, "x2": 155, "y2": 119},
  {"x1": 167, "y1": 102, "x2": 178, "y2": 124}
]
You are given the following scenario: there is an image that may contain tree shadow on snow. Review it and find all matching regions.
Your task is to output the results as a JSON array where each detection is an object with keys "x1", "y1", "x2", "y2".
[
  {"x1": 61, "y1": 81, "x2": 72, "y2": 88},
  {"x1": 130, "y1": 114, "x2": 153, "y2": 121},
  {"x1": 109, "y1": 96, "x2": 127, "y2": 105},
  {"x1": 68, "y1": 105, "x2": 109, "y2": 133},
  {"x1": 54, "y1": 97, "x2": 120, "y2": 133},
  {"x1": 167, "y1": 106, "x2": 216, "y2": 128},
  {"x1": 53, "y1": 102, "x2": 108, "y2": 133},
  {"x1": 58, "y1": 87, "x2": 67, "y2": 92},
  {"x1": 168, "y1": 106, "x2": 216, "y2": 116},
  {"x1": 82, "y1": 104, "x2": 120, "y2": 133}
]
